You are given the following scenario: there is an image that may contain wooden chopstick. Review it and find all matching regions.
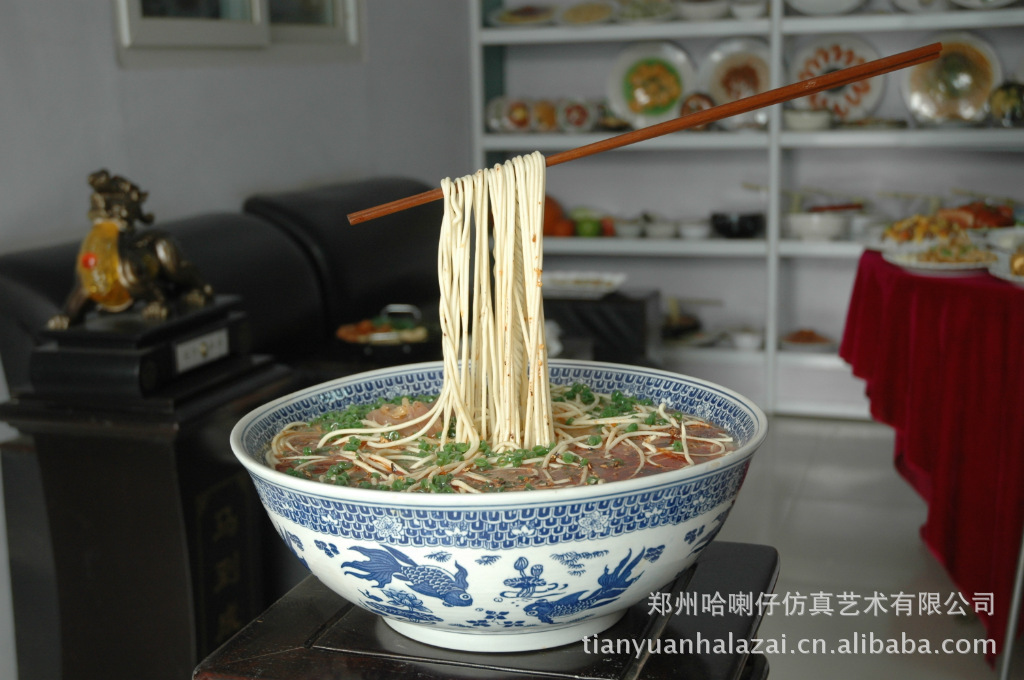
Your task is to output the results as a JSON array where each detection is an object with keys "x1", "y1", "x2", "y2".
[{"x1": 347, "y1": 42, "x2": 942, "y2": 226}]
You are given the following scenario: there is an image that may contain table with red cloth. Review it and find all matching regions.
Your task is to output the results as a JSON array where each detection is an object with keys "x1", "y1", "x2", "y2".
[{"x1": 840, "y1": 250, "x2": 1024, "y2": 659}]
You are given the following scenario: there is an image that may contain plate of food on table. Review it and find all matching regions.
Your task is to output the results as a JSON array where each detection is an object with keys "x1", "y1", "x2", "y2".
[
  {"x1": 867, "y1": 200, "x2": 1018, "y2": 252},
  {"x1": 883, "y1": 232, "x2": 997, "y2": 275}
]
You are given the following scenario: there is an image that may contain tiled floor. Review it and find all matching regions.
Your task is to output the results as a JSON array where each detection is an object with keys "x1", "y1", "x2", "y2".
[{"x1": 717, "y1": 416, "x2": 1023, "y2": 680}]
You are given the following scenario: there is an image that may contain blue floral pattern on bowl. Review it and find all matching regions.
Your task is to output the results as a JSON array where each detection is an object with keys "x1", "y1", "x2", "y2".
[{"x1": 231, "y1": 359, "x2": 767, "y2": 652}]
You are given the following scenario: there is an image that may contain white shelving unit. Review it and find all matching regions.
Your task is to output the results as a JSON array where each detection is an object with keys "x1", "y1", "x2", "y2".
[{"x1": 468, "y1": 0, "x2": 1024, "y2": 417}]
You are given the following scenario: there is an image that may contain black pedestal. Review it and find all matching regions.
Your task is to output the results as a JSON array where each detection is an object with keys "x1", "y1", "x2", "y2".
[
  {"x1": 0, "y1": 300, "x2": 307, "y2": 680},
  {"x1": 195, "y1": 541, "x2": 777, "y2": 680},
  {"x1": 29, "y1": 296, "x2": 253, "y2": 402}
]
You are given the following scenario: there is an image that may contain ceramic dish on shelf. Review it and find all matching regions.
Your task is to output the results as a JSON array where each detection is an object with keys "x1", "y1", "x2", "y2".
[
  {"x1": 891, "y1": 0, "x2": 951, "y2": 12},
  {"x1": 487, "y1": 4, "x2": 556, "y2": 26},
  {"x1": 675, "y1": 0, "x2": 731, "y2": 21},
  {"x1": 901, "y1": 32, "x2": 1002, "y2": 126},
  {"x1": 882, "y1": 251, "x2": 993, "y2": 276},
  {"x1": 784, "y1": 0, "x2": 865, "y2": 15},
  {"x1": 607, "y1": 42, "x2": 697, "y2": 129},
  {"x1": 783, "y1": 108, "x2": 833, "y2": 130},
  {"x1": 784, "y1": 212, "x2": 847, "y2": 241},
  {"x1": 989, "y1": 261, "x2": 1024, "y2": 288},
  {"x1": 780, "y1": 329, "x2": 836, "y2": 353},
  {"x1": 542, "y1": 271, "x2": 628, "y2": 299},
  {"x1": 556, "y1": 1, "x2": 618, "y2": 25},
  {"x1": 557, "y1": 98, "x2": 598, "y2": 132},
  {"x1": 789, "y1": 36, "x2": 884, "y2": 122},
  {"x1": 699, "y1": 38, "x2": 771, "y2": 130},
  {"x1": 616, "y1": 0, "x2": 677, "y2": 22},
  {"x1": 949, "y1": 0, "x2": 1017, "y2": 9},
  {"x1": 730, "y1": 0, "x2": 768, "y2": 18},
  {"x1": 670, "y1": 330, "x2": 724, "y2": 347},
  {"x1": 727, "y1": 328, "x2": 764, "y2": 351}
]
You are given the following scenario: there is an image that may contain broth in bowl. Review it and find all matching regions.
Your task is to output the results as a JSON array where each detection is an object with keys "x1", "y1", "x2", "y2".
[{"x1": 268, "y1": 381, "x2": 735, "y2": 494}]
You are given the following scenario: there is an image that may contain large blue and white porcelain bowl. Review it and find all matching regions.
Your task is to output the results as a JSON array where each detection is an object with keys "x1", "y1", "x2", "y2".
[{"x1": 231, "y1": 360, "x2": 768, "y2": 652}]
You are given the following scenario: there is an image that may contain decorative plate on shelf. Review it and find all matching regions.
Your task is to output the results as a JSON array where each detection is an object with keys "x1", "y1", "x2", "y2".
[
  {"x1": 882, "y1": 251, "x2": 993, "y2": 276},
  {"x1": 788, "y1": 36, "x2": 884, "y2": 122},
  {"x1": 542, "y1": 271, "x2": 627, "y2": 299},
  {"x1": 556, "y1": 1, "x2": 618, "y2": 25},
  {"x1": 949, "y1": 0, "x2": 1018, "y2": 9},
  {"x1": 487, "y1": 4, "x2": 556, "y2": 27},
  {"x1": 901, "y1": 32, "x2": 1002, "y2": 126},
  {"x1": 698, "y1": 38, "x2": 771, "y2": 130},
  {"x1": 607, "y1": 42, "x2": 697, "y2": 129},
  {"x1": 615, "y1": 0, "x2": 676, "y2": 22},
  {"x1": 784, "y1": 0, "x2": 865, "y2": 15},
  {"x1": 891, "y1": 0, "x2": 951, "y2": 13},
  {"x1": 988, "y1": 261, "x2": 1024, "y2": 288}
]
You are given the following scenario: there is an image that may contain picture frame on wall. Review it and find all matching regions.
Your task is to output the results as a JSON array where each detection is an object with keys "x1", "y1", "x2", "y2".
[
  {"x1": 268, "y1": 0, "x2": 360, "y2": 46},
  {"x1": 114, "y1": 0, "x2": 270, "y2": 48},
  {"x1": 113, "y1": 0, "x2": 363, "y2": 65}
]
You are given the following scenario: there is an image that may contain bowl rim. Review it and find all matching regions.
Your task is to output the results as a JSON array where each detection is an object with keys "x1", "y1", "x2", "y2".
[{"x1": 230, "y1": 359, "x2": 769, "y2": 509}]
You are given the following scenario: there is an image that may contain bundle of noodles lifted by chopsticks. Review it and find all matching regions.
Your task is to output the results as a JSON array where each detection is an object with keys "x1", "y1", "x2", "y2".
[{"x1": 433, "y1": 151, "x2": 554, "y2": 452}]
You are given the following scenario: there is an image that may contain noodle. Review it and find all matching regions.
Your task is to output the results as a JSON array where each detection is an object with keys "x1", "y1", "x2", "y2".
[{"x1": 269, "y1": 153, "x2": 736, "y2": 492}]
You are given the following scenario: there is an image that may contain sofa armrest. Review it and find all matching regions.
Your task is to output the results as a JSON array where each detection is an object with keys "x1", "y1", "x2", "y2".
[
  {"x1": 0, "y1": 212, "x2": 327, "y2": 394},
  {"x1": 244, "y1": 177, "x2": 443, "y2": 330}
]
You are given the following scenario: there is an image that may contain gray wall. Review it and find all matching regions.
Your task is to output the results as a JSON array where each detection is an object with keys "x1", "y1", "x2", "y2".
[{"x1": 0, "y1": 2, "x2": 473, "y2": 677}]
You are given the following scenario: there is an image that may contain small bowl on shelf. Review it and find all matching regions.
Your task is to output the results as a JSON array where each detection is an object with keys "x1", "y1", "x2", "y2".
[
  {"x1": 644, "y1": 218, "x2": 679, "y2": 239},
  {"x1": 728, "y1": 328, "x2": 764, "y2": 351},
  {"x1": 678, "y1": 219, "x2": 712, "y2": 240},
  {"x1": 784, "y1": 212, "x2": 848, "y2": 241},
  {"x1": 729, "y1": 0, "x2": 767, "y2": 18},
  {"x1": 784, "y1": 109, "x2": 833, "y2": 131},
  {"x1": 675, "y1": 0, "x2": 730, "y2": 20},
  {"x1": 711, "y1": 212, "x2": 765, "y2": 239},
  {"x1": 614, "y1": 218, "x2": 644, "y2": 239}
]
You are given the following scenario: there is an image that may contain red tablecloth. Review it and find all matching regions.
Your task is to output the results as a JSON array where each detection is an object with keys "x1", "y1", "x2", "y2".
[{"x1": 841, "y1": 250, "x2": 1024, "y2": 659}]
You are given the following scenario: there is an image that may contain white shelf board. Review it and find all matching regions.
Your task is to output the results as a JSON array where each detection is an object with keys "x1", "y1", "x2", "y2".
[
  {"x1": 780, "y1": 128, "x2": 1024, "y2": 151},
  {"x1": 775, "y1": 350, "x2": 849, "y2": 370},
  {"x1": 781, "y1": 7, "x2": 1024, "y2": 34},
  {"x1": 772, "y1": 398, "x2": 870, "y2": 420},
  {"x1": 482, "y1": 132, "x2": 770, "y2": 153},
  {"x1": 778, "y1": 240, "x2": 865, "y2": 258},
  {"x1": 479, "y1": 19, "x2": 770, "y2": 45},
  {"x1": 663, "y1": 345, "x2": 767, "y2": 365},
  {"x1": 543, "y1": 237, "x2": 768, "y2": 257}
]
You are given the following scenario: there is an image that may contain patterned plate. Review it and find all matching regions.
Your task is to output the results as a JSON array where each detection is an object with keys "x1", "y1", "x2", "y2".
[
  {"x1": 902, "y1": 32, "x2": 1002, "y2": 126},
  {"x1": 883, "y1": 251, "x2": 993, "y2": 276},
  {"x1": 949, "y1": 0, "x2": 1017, "y2": 9},
  {"x1": 785, "y1": 0, "x2": 865, "y2": 14},
  {"x1": 607, "y1": 42, "x2": 696, "y2": 129},
  {"x1": 698, "y1": 38, "x2": 771, "y2": 130},
  {"x1": 487, "y1": 4, "x2": 556, "y2": 26},
  {"x1": 789, "y1": 35, "x2": 884, "y2": 122}
]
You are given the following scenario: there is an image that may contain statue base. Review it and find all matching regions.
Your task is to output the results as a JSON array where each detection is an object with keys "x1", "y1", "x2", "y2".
[{"x1": 29, "y1": 295, "x2": 254, "y2": 403}]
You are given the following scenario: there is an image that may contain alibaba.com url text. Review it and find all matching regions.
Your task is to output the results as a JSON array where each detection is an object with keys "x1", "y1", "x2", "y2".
[{"x1": 583, "y1": 632, "x2": 996, "y2": 658}]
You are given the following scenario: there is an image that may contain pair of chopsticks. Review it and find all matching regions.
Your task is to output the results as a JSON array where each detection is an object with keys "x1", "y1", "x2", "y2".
[{"x1": 347, "y1": 42, "x2": 942, "y2": 226}]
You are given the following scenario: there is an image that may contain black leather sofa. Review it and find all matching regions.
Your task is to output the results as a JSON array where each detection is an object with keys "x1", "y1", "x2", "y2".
[
  {"x1": 0, "y1": 176, "x2": 443, "y2": 396},
  {"x1": 0, "y1": 176, "x2": 444, "y2": 680}
]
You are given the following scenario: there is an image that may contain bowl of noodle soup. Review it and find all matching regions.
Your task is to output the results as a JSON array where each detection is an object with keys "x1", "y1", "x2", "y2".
[
  {"x1": 231, "y1": 151, "x2": 767, "y2": 651},
  {"x1": 230, "y1": 358, "x2": 767, "y2": 652}
]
